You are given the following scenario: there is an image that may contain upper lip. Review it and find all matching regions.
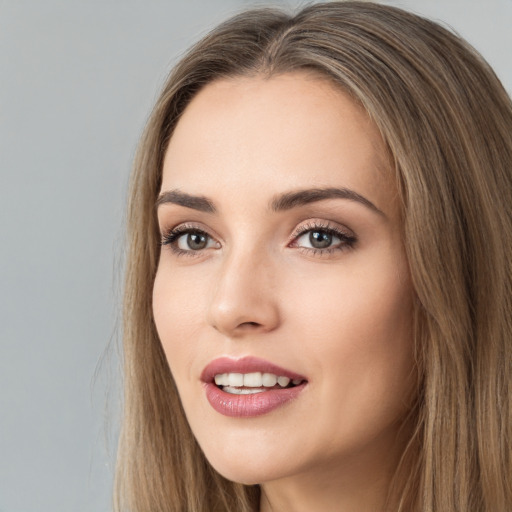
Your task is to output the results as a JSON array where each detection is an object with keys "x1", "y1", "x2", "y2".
[{"x1": 201, "y1": 356, "x2": 307, "y2": 383}]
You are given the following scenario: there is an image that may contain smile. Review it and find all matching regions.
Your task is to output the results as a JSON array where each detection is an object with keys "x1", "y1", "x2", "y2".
[
  {"x1": 202, "y1": 357, "x2": 308, "y2": 417},
  {"x1": 214, "y1": 372, "x2": 304, "y2": 393}
]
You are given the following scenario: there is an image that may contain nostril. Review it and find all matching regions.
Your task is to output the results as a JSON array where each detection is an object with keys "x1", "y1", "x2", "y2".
[{"x1": 238, "y1": 321, "x2": 262, "y2": 329}]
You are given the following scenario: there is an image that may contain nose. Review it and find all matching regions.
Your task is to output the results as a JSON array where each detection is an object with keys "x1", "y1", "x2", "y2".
[{"x1": 207, "y1": 247, "x2": 281, "y2": 337}]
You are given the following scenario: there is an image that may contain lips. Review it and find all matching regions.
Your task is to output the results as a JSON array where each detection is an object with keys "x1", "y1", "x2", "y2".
[{"x1": 201, "y1": 356, "x2": 308, "y2": 418}]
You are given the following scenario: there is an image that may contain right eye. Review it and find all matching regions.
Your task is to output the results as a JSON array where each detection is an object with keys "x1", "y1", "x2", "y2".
[{"x1": 161, "y1": 227, "x2": 219, "y2": 255}]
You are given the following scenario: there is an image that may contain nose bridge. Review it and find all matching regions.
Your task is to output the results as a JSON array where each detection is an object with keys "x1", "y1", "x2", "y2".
[{"x1": 208, "y1": 239, "x2": 279, "y2": 336}]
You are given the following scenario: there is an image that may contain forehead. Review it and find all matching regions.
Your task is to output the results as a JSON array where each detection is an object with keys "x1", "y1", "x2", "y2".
[{"x1": 162, "y1": 73, "x2": 396, "y2": 217}]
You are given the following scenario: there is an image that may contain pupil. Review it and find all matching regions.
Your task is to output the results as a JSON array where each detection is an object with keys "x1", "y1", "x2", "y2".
[
  {"x1": 188, "y1": 232, "x2": 207, "y2": 250},
  {"x1": 310, "y1": 230, "x2": 332, "y2": 249}
]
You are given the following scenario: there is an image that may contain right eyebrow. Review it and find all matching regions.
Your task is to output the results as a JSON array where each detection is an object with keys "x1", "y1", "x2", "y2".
[{"x1": 155, "y1": 190, "x2": 216, "y2": 213}]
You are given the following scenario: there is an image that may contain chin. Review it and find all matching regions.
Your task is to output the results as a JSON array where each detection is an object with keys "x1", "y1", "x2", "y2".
[
  {"x1": 201, "y1": 442, "x2": 299, "y2": 485},
  {"x1": 210, "y1": 462, "x2": 282, "y2": 486}
]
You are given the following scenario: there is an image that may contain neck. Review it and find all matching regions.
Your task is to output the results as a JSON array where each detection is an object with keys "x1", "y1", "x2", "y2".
[{"x1": 260, "y1": 464, "x2": 392, "y2": 512}]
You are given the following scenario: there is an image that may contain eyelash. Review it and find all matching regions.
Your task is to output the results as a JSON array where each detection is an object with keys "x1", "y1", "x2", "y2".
[
  {"x1": 159, "y1": 221, "x2": 357, "y2": 258},
  {"x1": 289, "y1": 221, "x2": 357, "y2": 256},
  {"x1": 160, "y1": 223, "x2": 215, "y2": 258}
]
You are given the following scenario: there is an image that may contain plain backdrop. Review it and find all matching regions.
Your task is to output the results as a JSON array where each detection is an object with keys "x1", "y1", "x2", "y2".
[{"x1": 0, "y1": 1, "x2": 510, "y2": 511}]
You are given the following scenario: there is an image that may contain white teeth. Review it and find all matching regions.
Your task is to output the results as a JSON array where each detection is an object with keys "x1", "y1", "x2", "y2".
[
  {"x1": 243, "y1": 372, "x2": 262, "y2": 387},
  {"x1": 214, "y1": 372, "x2": 301, "y2": 388},
  {"x1": 277, "y1": 376, "x2": 290, "y2": 387},
  {"x1": 223, "y1": 386, "x2": 266, "y2": 395},
  {"x1": 262, "y1": 373, "x2": 277, "y2": 387},
  {"x1": 214, "y1": 373, "x2": 230, "y2": 386},
  {"x1": 228, "y1": 373, "x2": 244, "y2": 387}
]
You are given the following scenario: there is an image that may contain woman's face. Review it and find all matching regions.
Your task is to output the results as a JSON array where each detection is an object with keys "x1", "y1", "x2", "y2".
[{"x1": 153, "y1": 73, "x2": 415, "y2": 488}]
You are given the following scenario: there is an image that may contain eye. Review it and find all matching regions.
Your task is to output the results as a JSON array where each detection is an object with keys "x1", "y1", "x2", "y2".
[
  {"x1": 297, "y1": 229, "x2": 338, "y2": 249},
  {"x1": 291, "y1": 222, "x2": 356, "y2": 254},
  {"x1": 176, "y1": 230, "x2": 212, "y2": 251},
  {"x1": 161, "y1": 226, "x2": 219, "y2": 255}
]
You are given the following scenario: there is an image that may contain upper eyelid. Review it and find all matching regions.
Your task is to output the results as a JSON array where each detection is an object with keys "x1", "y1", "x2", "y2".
[
  {"x1": 290, "y1": 219, "x2": 355, "y2": 238},
  {"x1": 161, "y1": 221, "x2": 218, "y2": 238}
]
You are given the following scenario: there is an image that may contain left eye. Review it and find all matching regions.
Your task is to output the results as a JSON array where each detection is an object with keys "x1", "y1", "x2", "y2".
[
  {"x1": 173, "y1": 230, "x2": 217, "y2": 251},
  {"x1": 295, "y1": 229, "x2": 342, "y2": 249}
]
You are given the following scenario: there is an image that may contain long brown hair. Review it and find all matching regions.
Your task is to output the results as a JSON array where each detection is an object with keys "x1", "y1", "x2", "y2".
[{"x1": 115, "y1": 2, "x2": 512, "y2": 511}]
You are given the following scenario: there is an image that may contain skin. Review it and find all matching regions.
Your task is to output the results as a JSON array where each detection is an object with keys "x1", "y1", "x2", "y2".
[{"x1": 153, "y1": 73, "x2": 416, "y2": 512}]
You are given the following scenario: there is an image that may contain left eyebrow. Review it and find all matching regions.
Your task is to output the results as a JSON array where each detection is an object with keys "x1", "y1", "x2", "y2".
[{"x1": 270, "y1": 187, "x2": 385, "y2": 217}]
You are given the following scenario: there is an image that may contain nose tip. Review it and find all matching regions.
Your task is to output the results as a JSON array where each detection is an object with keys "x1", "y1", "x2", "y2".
[
  {"x1": 207, "y1": 256, "x2": 280, "y2": 337},
  {"x1": 210, "y1": 296, "x2": 279, "y2": 337},
  {"x1": 211, "y1": 310, "x2": 274, "y2": 337}
]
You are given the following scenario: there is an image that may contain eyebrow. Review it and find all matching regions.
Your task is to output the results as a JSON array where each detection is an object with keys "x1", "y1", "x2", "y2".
[
  {"x1": 156, "y1": 190, "x2": 216, "y2": 213},
  {"x1": 156, "y1": 187, "x2": 384, "y2": 217},
  {"x1": 269, "y1": 187, "x2": 384, "y2": 216}
]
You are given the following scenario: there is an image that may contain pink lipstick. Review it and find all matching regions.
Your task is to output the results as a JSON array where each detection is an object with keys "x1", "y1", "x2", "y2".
[{"x1": 201, "y1": 356, "x2": 307, "y2": 418}]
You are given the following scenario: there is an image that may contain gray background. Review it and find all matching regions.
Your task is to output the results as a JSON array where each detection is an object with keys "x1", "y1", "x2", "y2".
[{"x1": 1, "y1": 1, "x2": 510, "y2": 511}]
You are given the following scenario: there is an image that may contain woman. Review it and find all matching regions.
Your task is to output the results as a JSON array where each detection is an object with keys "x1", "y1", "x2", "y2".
[{"x1": 115, "y1": 2, "x2": 512, "y2": 511}]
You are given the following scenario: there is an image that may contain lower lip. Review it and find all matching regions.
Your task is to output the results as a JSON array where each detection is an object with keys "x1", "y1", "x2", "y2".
[{"x1": 204, "y1": 382, "x2": 306, "y2": 418}]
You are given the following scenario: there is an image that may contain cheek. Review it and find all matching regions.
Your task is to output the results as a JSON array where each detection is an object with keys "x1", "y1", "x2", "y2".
[
  {"x1": 284, "y1": 254, "x2": 414, "y2": 395},
  {"x1": 286, "y1": 256, "x2": 411, "y2": 338},
  {"x1": 152, "y1": 263, "x2": 207, "y2": 378},
  {"x1": 281, "y1": 268, "x2": 415, "y2": 460}
]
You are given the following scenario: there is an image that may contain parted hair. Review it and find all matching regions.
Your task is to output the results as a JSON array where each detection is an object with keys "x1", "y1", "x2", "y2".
[{"x1": 114, "y1": 2, "x2": 512, "y2": 511}]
